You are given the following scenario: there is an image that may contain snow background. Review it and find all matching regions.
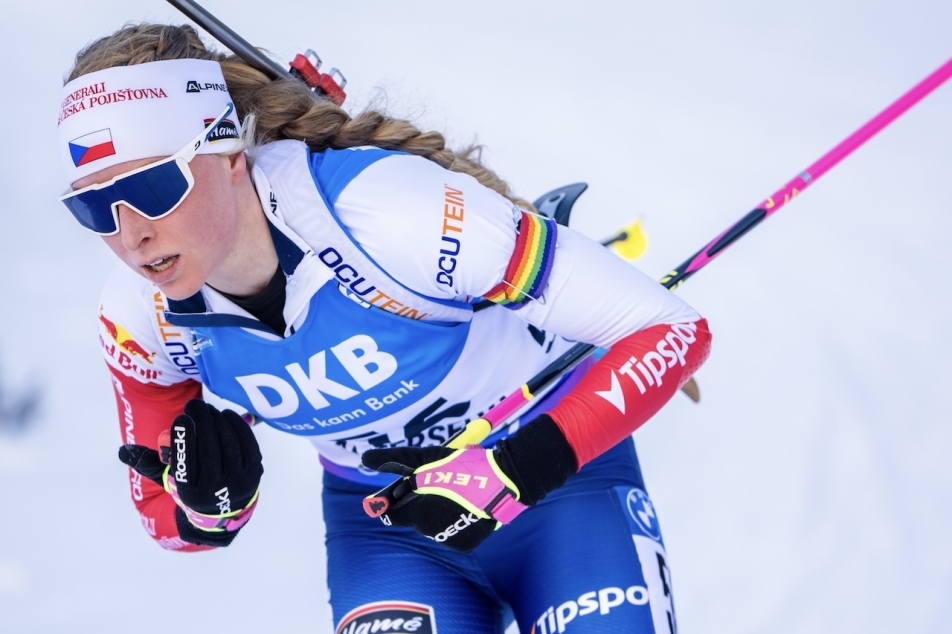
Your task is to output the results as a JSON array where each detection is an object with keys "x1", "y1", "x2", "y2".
[{"x1": 1, "y1": 0, "x2": 950, "y2": 632}]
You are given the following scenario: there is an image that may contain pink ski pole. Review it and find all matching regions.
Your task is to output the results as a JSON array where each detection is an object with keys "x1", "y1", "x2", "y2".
[
  {"x1": 365, "y1": 55, "x2": 952, "y2": 519},
  {"x1": 661, "y1": 56, "x2": 952, "y2": 289}
]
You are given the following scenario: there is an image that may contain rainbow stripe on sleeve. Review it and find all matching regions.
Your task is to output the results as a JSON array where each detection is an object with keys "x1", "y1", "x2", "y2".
[{"x1": 483, "y1": 211, "x2": 558, "y2": 309}]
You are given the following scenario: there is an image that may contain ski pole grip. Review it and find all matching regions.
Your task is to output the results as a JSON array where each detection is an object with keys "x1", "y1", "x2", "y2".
[
  {"x1": 362, "y1": 417, "x2": 494, "y2": 517},
  {"x1": 446, "y1": 418, "x2": 492, "y2": 449},
  {"x1": 362, "y1": 476, "x2": 413, "y2": 518}
]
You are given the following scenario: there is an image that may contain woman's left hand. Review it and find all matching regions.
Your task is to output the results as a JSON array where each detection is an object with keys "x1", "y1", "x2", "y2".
[
  {"x1": 360, "y1": 445, "x2": 522, "y2": 552},
  {"x1": 361, "y1": 414, "x2": 579, "y2": 553}
]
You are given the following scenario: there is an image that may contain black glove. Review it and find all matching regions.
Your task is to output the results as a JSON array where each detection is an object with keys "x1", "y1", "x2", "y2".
[
  {"x1": 361, "y1": 414, "x2": 577, "y2": 553},
  {"x1": 118, "y1": 399, "x2": 263, "y2": 547}
]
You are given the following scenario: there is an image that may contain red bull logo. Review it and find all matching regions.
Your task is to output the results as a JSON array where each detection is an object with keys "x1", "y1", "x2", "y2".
[{"x1": 99, "y1": 307, "x2": 157, "y2": 365}]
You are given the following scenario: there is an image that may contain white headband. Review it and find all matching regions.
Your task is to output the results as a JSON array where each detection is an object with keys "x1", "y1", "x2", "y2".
[{"x1": 57, "y1": 58, "x2": 242, "y2": 187}]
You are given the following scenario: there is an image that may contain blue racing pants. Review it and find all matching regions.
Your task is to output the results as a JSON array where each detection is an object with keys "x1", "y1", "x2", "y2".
[{"x1": 323, "y1": 438, "x2": 678, "y2": 634}]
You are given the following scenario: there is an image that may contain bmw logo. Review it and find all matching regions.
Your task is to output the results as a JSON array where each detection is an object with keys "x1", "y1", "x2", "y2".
[{"x1": 626, "y1": 488, "x2": 661, "y2": 541}]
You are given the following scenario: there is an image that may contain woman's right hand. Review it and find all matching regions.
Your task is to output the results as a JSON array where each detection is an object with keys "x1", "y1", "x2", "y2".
[{"x1": 118, "y1": 399, "x2": 264, "y2": 546}]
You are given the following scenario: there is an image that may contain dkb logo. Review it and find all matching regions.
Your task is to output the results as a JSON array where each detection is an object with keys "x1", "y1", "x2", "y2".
[{"x1": 235, "y1": 334, "x2": 397, "y2": 419}]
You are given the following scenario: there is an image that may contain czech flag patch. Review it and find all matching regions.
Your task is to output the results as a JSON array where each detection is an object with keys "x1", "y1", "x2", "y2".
[{"x1": 69, "y1": 128, "x2": 116, "y2": 167}]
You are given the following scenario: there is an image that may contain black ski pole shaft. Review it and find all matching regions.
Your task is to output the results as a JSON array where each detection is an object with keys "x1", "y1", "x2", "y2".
[
  {"x1": 166, "y1": 0, "x2": 291, "y2": 81},
  {"x1": 364, "y1": 57, "x2": 952, "y2": 517}
]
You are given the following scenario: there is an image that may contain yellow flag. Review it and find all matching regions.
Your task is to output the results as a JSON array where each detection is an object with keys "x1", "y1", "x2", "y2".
[{"x1": 609, "y1": 219, "x2": 648, "y2": 261}]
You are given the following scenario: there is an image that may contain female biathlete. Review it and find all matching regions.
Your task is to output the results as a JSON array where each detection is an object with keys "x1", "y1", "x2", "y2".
[{"x1": 57, "y1": 24, "x2": 710, "y2": 634}]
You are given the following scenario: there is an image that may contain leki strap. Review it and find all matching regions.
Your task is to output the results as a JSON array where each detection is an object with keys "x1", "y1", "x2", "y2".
[
  {"x1": 163, "y1": 467, "x2": 260, "y2": 533},
  {"x1": 412, "y1": 446, "x2": 528, "y2": 525}
]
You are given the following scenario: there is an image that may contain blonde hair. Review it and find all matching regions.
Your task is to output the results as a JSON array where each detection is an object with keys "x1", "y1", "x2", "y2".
[{"x1": 67, "y1": 23, "x2": 535, "y2": 210}]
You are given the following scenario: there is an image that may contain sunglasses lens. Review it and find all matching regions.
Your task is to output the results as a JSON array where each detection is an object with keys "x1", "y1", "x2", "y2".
[
  {"x1": 119, "y1": 160, "x2": 191, "y2": 215},
  {"x1": 62, "y1": 188, "x2": 119, "y2": 234},
  {"x1": 61, "y1": 159, "x2": 191, "y2": 235}
]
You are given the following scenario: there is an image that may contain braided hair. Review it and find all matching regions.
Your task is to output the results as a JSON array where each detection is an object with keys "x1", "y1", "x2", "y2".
[{"x1": 67, "y1": 23, "x2": 535, "y2": 210}]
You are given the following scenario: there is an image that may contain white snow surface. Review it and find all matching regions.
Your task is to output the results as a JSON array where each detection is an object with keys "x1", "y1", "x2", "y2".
[{"x1": 1, "y1": 1, "x2": 950, "y2": 632}]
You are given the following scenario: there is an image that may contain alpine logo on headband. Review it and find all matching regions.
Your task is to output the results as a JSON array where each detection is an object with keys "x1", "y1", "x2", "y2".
[
  {"x1": 204, "y1": 117, "x2": 239, "y2": 143},
  {"x1": 187, "y1": 80, "x2": 228, "y2": 93},
  {"x1": 69, "y1": 128, "x2": 116, "y2": 167}
]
